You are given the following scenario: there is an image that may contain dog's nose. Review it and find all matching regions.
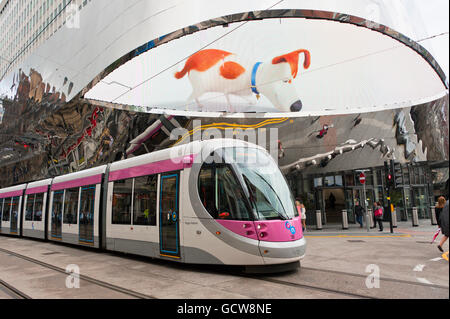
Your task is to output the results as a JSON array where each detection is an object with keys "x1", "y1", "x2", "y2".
[{"x1": 290, "y1": 100, "x2": 302, "y2": 112}]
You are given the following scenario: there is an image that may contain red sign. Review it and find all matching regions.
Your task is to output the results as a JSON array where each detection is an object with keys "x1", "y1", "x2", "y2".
[{"x1": 359, "y1": 172, "x2": 366, "y2": 184}]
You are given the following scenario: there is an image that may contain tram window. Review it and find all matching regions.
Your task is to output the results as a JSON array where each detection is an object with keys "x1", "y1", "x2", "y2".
[
  {"x1": 79, "y1": 186, "x2": 95, "y2": 231},
  {"x1": 198, "y1": 166, "x2": 216, "y2": 218},
  {"x1": 33, "y1": 193, "x2": 44, "y2": 222},
  {"x1": 25, "y1": 194, "x2": 35, "y2": 221},
  {"x1": 133, "y1": 175, "x2": 157, "y2": 226},
  {"x1": 112, "y1": 178, "x2": 133, "y2": 224},
  {"x1": 64, "y1": 187, "x2": 79, "y2": 224},
  {"x1": 198, "y1": 165, "x2": 251, "y2": 220},
  {"x1": 2, "y1": 198, "x2": 10, "y2": 221},
  {"x1": 52, "y1": 191, "x2": 64, "y2": 221},
  {"x1": 11, "y1": 197, "x2": 20, "y2": 222},
  {"x1": 216, "y1": 166, "x2": 251, "y2": 220}
]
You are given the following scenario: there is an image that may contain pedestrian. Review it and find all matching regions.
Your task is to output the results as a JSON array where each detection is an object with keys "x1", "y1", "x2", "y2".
[
  {"x1": 354, "y1": 200, "x2": 364, "y2": 228},
  {"x1": 316, "y1": 125, "x2": 329, "y2": 138},
  {"x1": 370, "y1": 202, "x2": 377, "y2": 229},
  {"x1": 435, "y1": 196, "x2": 446, "y2": 228},
  {"x1": 278, "y1": 140, "x2": 285, "y2": 159},
  {"x1": 329, "y1": 192, "x2": 336, "y2": 209},
  {"x1": 300, "y1": 202, "x2": 307, "y2": 232},
  {"x1": 437, "y1": 200, "x2": 449, "y2": 253},
  {"x1": 373, "y1": 201, "x2": 384, "y2": 231},
  {"x1": 431, "y1": 196, "x2": 446, "y2": 243}
]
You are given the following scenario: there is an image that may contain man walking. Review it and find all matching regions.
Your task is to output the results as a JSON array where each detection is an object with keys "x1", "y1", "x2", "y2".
[{"x1": 354, "y1": 200, "x2": 364, "y2": 228}]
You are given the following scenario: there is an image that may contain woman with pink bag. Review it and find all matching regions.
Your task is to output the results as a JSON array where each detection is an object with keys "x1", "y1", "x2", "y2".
[{"x1": 373, "y1": 201, "x2": 384, "y2": 232}]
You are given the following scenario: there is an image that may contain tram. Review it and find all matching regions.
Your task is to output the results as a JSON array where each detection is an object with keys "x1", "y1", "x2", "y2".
[{"x1": 0, "y1": 139, "x2": 306, "y2": 271}]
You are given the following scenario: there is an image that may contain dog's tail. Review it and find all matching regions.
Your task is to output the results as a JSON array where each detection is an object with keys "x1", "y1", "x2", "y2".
[{"x1": 174, "y1": 65, "x2": 189, "y2": 79}]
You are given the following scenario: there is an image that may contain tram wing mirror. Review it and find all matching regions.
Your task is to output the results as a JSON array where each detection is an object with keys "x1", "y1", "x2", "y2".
[{"x1": 218, "y1": 212, "x2": 230, "y2": 219}]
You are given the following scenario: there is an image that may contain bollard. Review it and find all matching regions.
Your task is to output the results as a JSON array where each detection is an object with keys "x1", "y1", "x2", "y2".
[
  {"x1": 430, "y1": 207, "x2": 437, "y2": 225},
  {"x1": 368, "y1": 208, "x2": 374, "y2": 228},
  {"x1": 412, "y1": 207, "x2": 419, "y2": 227},
  {"x1": 316, "y1": 210, "x2": 322, "y2": 230},
  {"x1": 391, "y1": 209, "x2": 397, "y2": 228},
  {"x1": 342, "y1": 209, "x2": 348, "y2": 229}
]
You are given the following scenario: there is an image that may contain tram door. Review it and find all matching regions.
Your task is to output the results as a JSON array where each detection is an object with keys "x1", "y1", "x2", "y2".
[
  {"x1": 51, "y1": 191, "x2": 64, "y2": 239},
  {"x1": 79, "y1": 186, "x2": 95, "y2": 244},
  {"x1": 159, "y1": 173, "x2": 180, "y2": 258},
  {"x1": 10, "y1": 197, "x2": 20, "y2": 234},
  {"x1": 0, "y1": 198, "x2": 3, "y2": 230}
]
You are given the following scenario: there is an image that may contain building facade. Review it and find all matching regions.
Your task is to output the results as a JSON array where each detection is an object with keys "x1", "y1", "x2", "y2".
[
  {"x1": 288, "y1": 161, "x2": 442, "y2": 226},
  {"x1": 0, "y1": 0, "x2": 90, "y2": 78}
]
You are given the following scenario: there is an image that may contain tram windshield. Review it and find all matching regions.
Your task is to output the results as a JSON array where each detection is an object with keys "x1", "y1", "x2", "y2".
[
  {"x1": 221, "y1": 147, "x2": 298, "y2": 220},
  {"x1": 199, "y1": 147, "x2": 297, "y2": 221}
]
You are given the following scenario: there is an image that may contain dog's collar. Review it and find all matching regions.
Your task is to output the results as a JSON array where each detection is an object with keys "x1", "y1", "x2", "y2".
[{"x1": 251, "y1": 62, "x2": 262, "y2": 95}]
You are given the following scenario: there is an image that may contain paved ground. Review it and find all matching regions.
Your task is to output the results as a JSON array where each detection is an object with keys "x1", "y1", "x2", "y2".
[{"x1": 0, "y1": 219, "x2": 448, "y2": 300}]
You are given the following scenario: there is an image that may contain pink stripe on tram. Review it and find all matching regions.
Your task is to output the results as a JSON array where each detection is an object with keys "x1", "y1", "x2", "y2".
[
  {"x1": 109, "y1": 154, "x2": 196, "y2": 182},
  {"x1": 51, "y1": 174, "x2": 102, "y2": 191},
  {"x1": 26, "y1": 186, "x2": 49, "y2": 195},
  {"x1": 254, "y1": 216, "x2": 303, "y2": 242},
  {"x1": 0, "y1": 190, "x2": 23, "y2": 198}
]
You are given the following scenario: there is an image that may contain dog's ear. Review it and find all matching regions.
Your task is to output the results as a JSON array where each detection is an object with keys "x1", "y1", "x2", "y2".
[{"x1": 272, "y1": 49, "x2": 310, "y2": 78}]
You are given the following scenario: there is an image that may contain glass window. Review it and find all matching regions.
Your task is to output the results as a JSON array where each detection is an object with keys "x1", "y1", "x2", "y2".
[
  {"x1": 2, "y1": 198, "x2": 11, "y2": 221},
  {"x1": 79, "y1": 186, "x2": 95, "y2": 242},
  {"x1": 345, "y1": 173, "x2": 355, "y2": 186},
  {"x1": 198, "y1": 166, "x2": 216, "y2": 217},
  {"x1": 10, "y1": 197, "x2": 20, "y2": 230},
  {"x1": 198, "y1": 164, "x2": 252, "y2": 220},
  {"x1": 217, "y1": 166, "x2": 252, "y2": 220},
  {"x1": 225, "y1": 147, "x2": 297, "y2": 220},
  {"x1": 33, "y1": 193, "x2": 44, "y2": 221},
  {"x1": 133, "y1": 175, "x2": 157, "y2": 226},
  {"x1": 324, "y1": 176, "x2": 334, "y2": 186},
  {"x1": 112, "y1": 178, "x2": 132, "y2": 224},
  {"x1": 335, "y1": 175, "x2": 343, "y2": 186},
  {"x1": 52, "y1": 191, "x2": 64, "y2": 220},
  {"x1": 63, "y1": 187, "x2": 79, "y2": 224},
  {"x1": 25, "y1": 194, "x2": 34, "y2": 221},
  {"x1": 313, "y1": 177, "x2": 323, "y2": 187}
]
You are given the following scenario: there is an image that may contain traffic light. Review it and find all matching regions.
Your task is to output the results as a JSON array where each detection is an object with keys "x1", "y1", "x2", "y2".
[
  {"x1": 384, "y1": 161, "x2": 393, "y2": 187},
  {"x1": 390, "y1": 159, "x2": 403, "y2": 189}
]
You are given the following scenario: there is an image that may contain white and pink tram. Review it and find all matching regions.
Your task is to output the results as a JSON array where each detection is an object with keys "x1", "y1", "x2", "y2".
[{"x1": 0, "y1": 139, "x2": 306, "y2": 271}]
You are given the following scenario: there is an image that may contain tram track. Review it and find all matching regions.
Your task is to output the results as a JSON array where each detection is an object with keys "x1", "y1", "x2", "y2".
[
  {"x1": 244, "y1": 275, "x2": 376, "y2": 299},
  {"x1": 300, "y1": 266, "x2": 450, "y2": 290},
  {"x1": 0, "y1": 279, "x2": 31, "y2": 299},
  {"x1": 0, "y1": 247, "x2": 156, "y2": 299},
  {"x1": 246, "y1": 265, "x2": 449, "y2": 299}
]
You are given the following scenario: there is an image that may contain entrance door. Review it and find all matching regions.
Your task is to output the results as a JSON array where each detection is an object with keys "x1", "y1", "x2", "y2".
[
  {"x1": 79, "y1": 186, "x2": 95, "y2": 244},
  {"x1": 10, "y1": 197, "x2": 20, "y2": 234},
  {"x1": 51, "y1": 191, "x2": 63, "y2": 239},
  {"x1": 159, "y1": 173, "x2": 180, "y2": 258},
  {"x1": 322, "y1": 189, "x2": 345, "y2": 223}
]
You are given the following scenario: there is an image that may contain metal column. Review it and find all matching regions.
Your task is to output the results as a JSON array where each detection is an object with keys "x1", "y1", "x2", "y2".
[
  {"x1": 342, "y1": 210, "x2": 348, "y2": 229},
  {"x1": 316, "y1": 210, "x2": 322, "y2": 230},
  {"x1": 430, "y1": 207, "x2": 437, "y2": 225},
  {"x1": 412, "y1": 207, "x2": 419, "y2": 227}
]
